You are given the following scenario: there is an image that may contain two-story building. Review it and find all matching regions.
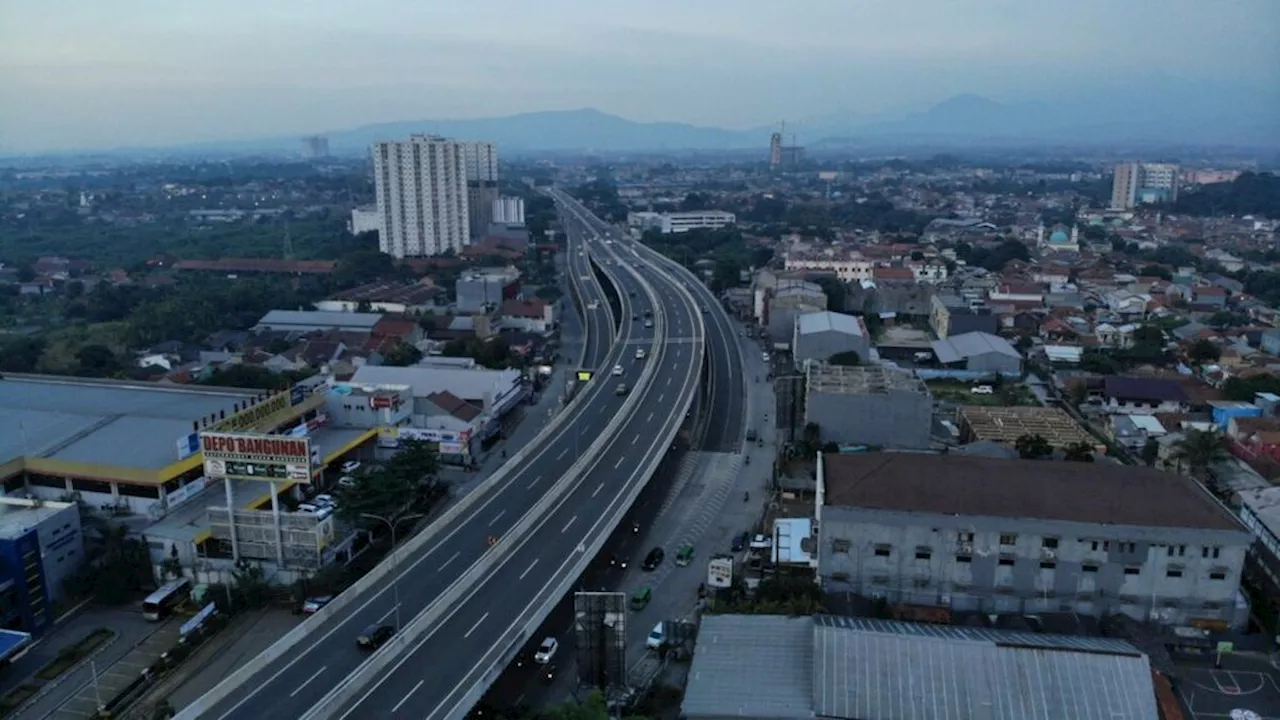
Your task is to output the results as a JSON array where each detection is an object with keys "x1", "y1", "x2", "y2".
[
  {"x1": 816, "y1": 452, "x2": 1251, "y2": 628},
  {"x1": 500, "y1": 298, "x2": 555, "y2": 334},
  {"x1": 1102, "y1": 376, "x2": 1190, "y2": 415}
]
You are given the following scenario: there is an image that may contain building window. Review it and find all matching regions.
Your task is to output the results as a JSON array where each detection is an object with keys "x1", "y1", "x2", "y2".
[
  {"x1": 1123, "y1": 566, "x2": 1141, "y2": 576},
  {"x1": 830, "y1": 572, "x2": 850, "y2": 582},
  {"x1": 955, "y1": 554, "x2": 971, "y2": 564},
  {"x1": 1209, "y1": 571, "x2": 1227, "y2": 581},
  {"x1": 915, "y1": 549, "x2": 932, "y2": 561},
  {"x1": 1040, "y1": 561, "x2": 1056, "y2": 570},
  {"x1": 956, "y1": 531, "x2": 974, "y2": 543},
  {"x1": 873, "y1": 545, "x2": 891, "y2": 558},
  {"x1": 1166, "y1": 568, "x2": 1183, "y2": 578},
  {"x1": 999, "y1": 534, "x2": 1017, "y2": 546},
  {"x1": 998, "y1": 556, "x2": 1015, "y2": 567},
  {"x1": 1082, "y1": 564, "x2": 1099, "y2": 573},
  {"x1": 832, "y1": 538, "x2": 851, "y2": 554},
  {"x1": 1202, "y1": 546, "x2": 1221, "y2": 559},
  {"x1": 1167, "y1": 544, "x2": 1186, "y2": 557},
  {"x1": 1119, "y1": 542, "x2": 1136, "y2": 553},
  {"x1": 1042, "y1": 537, "x2": 1059, "y2": 549},
  {"x1": 1090, "y1": 540, "x2": 1111, "y2": 552}
]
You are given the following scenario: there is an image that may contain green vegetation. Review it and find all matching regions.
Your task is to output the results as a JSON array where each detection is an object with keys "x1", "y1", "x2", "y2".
[
  {"x1": 35, "y1": 627, "x2": 114, "y2": 681},
  {"x1": 335, "y1": 440, "x2": 445, "y2": 528},
  {"x1": 1224, "y1": 374, "x2": 1280, "y2": 402},
  {"x1": 0, "y1": 683, "x2": 40, "y2": 714},
  {"x1": 1169, "y1": 429, "x2": 1227, "y2": 477},
  {"x1": 639, "y1": 227, "x2": 772, "y2": 292},
  {"x1": 1174, "y1": 172, "x2": 1280, "y2": 218},
  {"x1": 706, "y1": 577, "x2": 823, "y2": 616},
  {"x1": 63, "y1": 523, "x2": 156, "y2": 605},
  {"x1": 1015, "y1": 433, "x2": 1053, "y2": 460}
]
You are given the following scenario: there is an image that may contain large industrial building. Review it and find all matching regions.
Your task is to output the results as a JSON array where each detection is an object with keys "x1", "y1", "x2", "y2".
[
  {"x1": 804, "y1": 364, "x2": 932, "y2": 449},
  {"x1": 816, "y1": 452, "x2": 1251, "y2": 629},
  {"x1": 791, "y1": 311, "x2": 870, "y2": 369}
]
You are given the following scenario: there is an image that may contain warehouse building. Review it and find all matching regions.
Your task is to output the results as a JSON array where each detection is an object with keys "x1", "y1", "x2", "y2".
[
  {"x1": 816, "y1": 452, "x2": 1251, "y2": 628},
  {"x1": 804, "y1": 364, "x2": 932, "y2": 449},
  {"x1": 682, "y1": 614, "x2": 1159, "y2": 720},
  {"x1": 930, "y1": 331, "x2": 1023, "y2": 375},
  {"x1": 791, "y1": 311, "x2": 870, "y2": 369}
]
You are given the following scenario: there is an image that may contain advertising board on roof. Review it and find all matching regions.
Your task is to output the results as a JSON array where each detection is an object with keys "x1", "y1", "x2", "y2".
[
  {"x1": 200, "y1": 431, "x2": 313, "y2": 484},
  {"x1": 210, "y1": 393, "x2": 293, "y2": 433}
]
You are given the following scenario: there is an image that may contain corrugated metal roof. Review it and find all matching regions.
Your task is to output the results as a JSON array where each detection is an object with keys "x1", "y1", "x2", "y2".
[
  {"x1": 797, "y1": 311, "x2": 863, "y2": 337},
  {"x1": 683, "y1": 615, "x2": 814, "y2": 719},
  {"x1": 256, "y1": 310, "x2": 384, "y2": 331},
  {"x1": 812, "y1": 617, "x2": 1157, "y2": 720},
  {"x1": 931, "y1": 331, "x2": 1021, "y2": 364}
]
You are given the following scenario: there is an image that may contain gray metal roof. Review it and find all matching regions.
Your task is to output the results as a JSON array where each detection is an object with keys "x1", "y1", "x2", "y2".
[
  {"x1": 255, "y1": 309, "x2": 383, "y2": 331},
  {"x1": 683, "y1": 615, "x2": 814, "y2": 719},
  {"x1": 350, "y1": 365, "x2": 522, "y2": 409},
  {"x1": 0, "y1": 377, "x2": 253, "y2": 470},
  {"x1": 813, "y1": 616, "x2": 1156, "y2": 720},
  {"x1": 797, "y1": 311, "x2": 863, "y2": 338},
  {"x1": 931, "y1": 331, "x2": 1021, "y2": 364}
]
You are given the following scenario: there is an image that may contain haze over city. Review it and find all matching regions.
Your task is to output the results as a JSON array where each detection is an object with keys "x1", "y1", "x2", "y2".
[{"x1": 2, "y1": 0, "x2": 1278, "y2": 153}]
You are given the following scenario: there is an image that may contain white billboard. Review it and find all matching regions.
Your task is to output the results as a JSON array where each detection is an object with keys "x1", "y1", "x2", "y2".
[{"x1": 707, "y1": 555, "x2": 733, "y2": 589}]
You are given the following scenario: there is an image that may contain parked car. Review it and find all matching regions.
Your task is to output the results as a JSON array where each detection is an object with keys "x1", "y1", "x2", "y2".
[
  {"x1": 337, "y1": 475, "x2": 357, "y2": 488},
  {"x1": 299, "y1": 596, "x2": 333, "y2": 614},
  {"x1": 341, "y1": 460, "x2": 362, "y2": 473},
  {"x1": 731, "y1": 532, "x2": 749, "y2": 552},
  {"x1": 971, "y1": 385, "x2": 994, "y2": 395},
  {"x1": 356, "y1": 624, "x2": 394, "y2": 649},
  {"x1": 646, "y1": 622, "x2": 665, "y2": 649}
]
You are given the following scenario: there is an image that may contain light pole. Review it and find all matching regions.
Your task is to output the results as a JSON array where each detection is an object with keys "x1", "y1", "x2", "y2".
[{"x1": 361, "y1": 511, "x2": 425, "y2": 631}]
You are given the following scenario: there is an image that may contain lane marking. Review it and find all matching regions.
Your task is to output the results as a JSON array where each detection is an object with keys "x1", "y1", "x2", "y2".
[
  {"x1": 615, "y1": 455, "x2": 627, "y2": 468},
  {"x1": 526, "y1": 474, "x2": 543, "y2": 490},
  {"x1": 647, "y1": 412, "x2": 654, "y2": 423},
  {"x1": 556, "y1": 447, "x2": 569, "y2": 460},
  {"x1": 378, "y1": 606, "x2": 397, "y2": 624},
  {"x1": 666, "y1": 377, "x2": 672, "y2": 386},
  {"x1": 631, "y1": 435, "x2": 639, "y2": 445},
  {"x1": 657, "y1": 393, "x2": 665, "y2": 403},
  {"x1": 488, "y1": 509, "x2": 506, "y2": 527},
  {"x1": 593, "y1": 484, "x2": 604, "y2": 497},
  {"x1": 562, "y1": 515, "x2": 578, "y2": 533},
  {"x1": 464, "y1": 612, "x2": 489, "y2": 638},
  {"x1": 519, "y1": 559, "x2": 540, "y2": 580},
  {"x1": 392, "y1": 680, "x2": 424, "y2": 714},
  {"x1": 439, "y1": 551, "x2": 460, "y2": 570},
  {"x1": 290, "y1": 666, "x2": 328, "y2": 697}
]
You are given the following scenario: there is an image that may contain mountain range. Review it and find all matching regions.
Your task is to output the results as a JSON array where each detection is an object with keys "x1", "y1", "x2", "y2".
[{"x1": 54, "y1": 86, "x2": 1280, "y2": 157}]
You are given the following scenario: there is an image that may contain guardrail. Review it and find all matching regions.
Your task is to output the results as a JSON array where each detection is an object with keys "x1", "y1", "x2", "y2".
[
  {"x1": 436, "y1": 259, "x2": 707, "y2": 720},
  {"x1": 306, "y1": 256, "x2": 668, "y2": 719},
  {"x1": 176, "y1": 248, "x2": 631, "y2": 720}
]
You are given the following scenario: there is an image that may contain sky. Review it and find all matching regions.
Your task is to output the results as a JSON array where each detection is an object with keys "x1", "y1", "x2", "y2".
[{"x1": 1, "y1": 0, "x2": 1277, "y2": 153}]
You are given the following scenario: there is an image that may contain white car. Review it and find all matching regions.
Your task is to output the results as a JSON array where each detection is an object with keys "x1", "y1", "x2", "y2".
[
  {"x1": 340, "y1": 460, "x2": 361, "y2": 473},
  {"x1": 534, "y1": 637, "x2": 558, "y2": 664},
  {"x1": 297, "y1": 503, "x2": 320, "y2": 514},
  {"x1": 971, "y1": 385, "x2": 995, "y2": 395},
  {"x1": 314, "y1": 494, "x2": 336, "y2": 508},
  {"x1": 646, "y1": 622, "x2": 665, "y2": 650},
  {"x1": 337, "y1": 475, "x2": 357, "y2": 488},
  {"x1": 612, "y1": 365, "x2": 624, "y2": 376},
  {"x1": 300, "y1": 596, "x2": 333, "y2": 614},
  {"x1": 635, "y1": 348, "x2": 647, "y2": 360},
  {"x1": 761, "y1": 352, "x2": 771, "y2": 363}
]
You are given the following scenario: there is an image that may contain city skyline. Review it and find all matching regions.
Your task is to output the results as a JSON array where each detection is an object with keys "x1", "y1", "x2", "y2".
[{"x1": 2, "y1": 0, "x2": 1278, "y2": 153}]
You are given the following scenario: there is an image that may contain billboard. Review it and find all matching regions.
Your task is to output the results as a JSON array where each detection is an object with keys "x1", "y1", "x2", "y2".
[
  {"x1": 377, "y1": 426, "x2": 473, "y2": 451},
  {"x1": 707, "y1": 555, "x2": 733, "y2": 589},
  {"x1": 200, "y1": 432, "x2": 313, "y2": 484},
  {"x1": 573, "y1": 592, "x2": 627, "y2": 690},
  {"x1": 210, "y1": 393, "x2": 293, "y2": 433}
]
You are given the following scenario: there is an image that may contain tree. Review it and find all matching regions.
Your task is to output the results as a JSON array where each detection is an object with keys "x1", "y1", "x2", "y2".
[
  {"x1": 1015, "y1": 433, "x2": 1053, "y2": 460},
  {"x1": 1169, "y1": 429, "x2": 1226, "y2": 477},
  {"x1": 1063, "y1": 442, "x2": 1096, "y2": 462},
  {"x1": 1141, "y1": 438, "x2": 1161, "y2": 466},
  {"x1": 545, "y1": 691, "x2": 610, "y2": 720},
  {"x1": 1223, "y1": 374, "x2": 1280, "y2": 401},
  {"x1": 381, "y1": 338, "x2": 423, "y2": 367},
  {"x1": 1188, "y1": 338, "x2": 1221, "y2": 365},
  {"x1": 827, "y1": 351, "x2": 861, "y2": 366},
  {"x1": 63, "y1": 523, "x2": 156, "y2": 605},
  {"x1": 1132, "y1": 325, "x2": 1165, "y2": 350},
  {"x1": 76, "y1": 343, "x2": 121, "y2": 377},
  {"x1": 335, "y1": 440, "x2": 443, "y2": 526},
  {"x1": 0, "y1": 337, "x2": 46, "y2": 372}
]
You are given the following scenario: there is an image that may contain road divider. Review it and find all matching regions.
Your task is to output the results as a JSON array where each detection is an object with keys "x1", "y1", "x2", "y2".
[{"x1": 304, "y1": 258, "x2": 667, "y2": 720}]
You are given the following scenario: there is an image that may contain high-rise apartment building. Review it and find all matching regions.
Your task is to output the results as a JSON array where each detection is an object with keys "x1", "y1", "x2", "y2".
[
  {"x1": 301, "y1": 135, "x2": 329, "y2": 159},
  {"x1": 1111, "y1": 162, "x2": 1179, "y2": 209},
  {"x1": 372, "y1": 135, "x2": 471, "y2": 258},
  {"x1": 462, "y1": 141, "x2": 499, "y2": 239}
]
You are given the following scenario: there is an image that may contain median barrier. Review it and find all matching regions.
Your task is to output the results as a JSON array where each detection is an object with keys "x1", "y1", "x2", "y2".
[
  {"x1": 176, "y1": 256, "x2": 634, "y2": 720},
  {"x1": 302, "y1": 261, "x2": 667, "y2": 720},
  {"x1": 427, "y1": 267, "x2": 704, "y2": 720}
]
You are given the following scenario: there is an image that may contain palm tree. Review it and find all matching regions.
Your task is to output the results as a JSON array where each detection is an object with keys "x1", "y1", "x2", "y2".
[{"x1": 1169, "y1": 429, "x2": 1227, "y2": 477}]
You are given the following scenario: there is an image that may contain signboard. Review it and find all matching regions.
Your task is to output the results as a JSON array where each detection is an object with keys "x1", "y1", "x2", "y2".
[
  {"x1": 370, "y1": 393, "x2": 401, "y2": 410},
  {"x1": 180, "y1": 602, "x2": 218, "y2": 636},
  {"x1": 378, "y1": 426, "x2": 473, "y2": 447},
  {"x1": 707, "y1": 555, "x2": 733, "y2": 589},
  {"x1": 210, "y1": 393, "x2": 292, "y2": 433},
  {"x1": 200, "y1": 432, "x2": 313, "y2": 484},
  {"x1": 175, "y1": 433, "x2": 201, "y2": 461},
  {"x1": 290, "y1": 385, "x2": 307, "y2": 406},
  {"x1": 576, "y1": 370, "x2": 593, "y2": 382},
  {"x1": 165, "y1": 476, "x2": 208, "y2": 510}
]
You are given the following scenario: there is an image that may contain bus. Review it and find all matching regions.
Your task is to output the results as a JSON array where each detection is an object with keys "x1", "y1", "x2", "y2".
[{"x1": 142, "y1": 578, "x2": 191, "y2": 621}]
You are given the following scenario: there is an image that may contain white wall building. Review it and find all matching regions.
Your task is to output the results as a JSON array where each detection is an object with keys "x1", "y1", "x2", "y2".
[
  {"x1": 492, "y1": 196, "x2": 525, "y2": 225},
  {"x1": 372, "y1": 135, "x2": 471, "y2": 258},
  {"x1": 349, "y1": 206, "x2": 379, "y2": 236},
  {"x1": 627, "y1": 210, "x2": 736, "y2": 234},
  {"x1": 784, "y1": 253, "x2": 875, "y2": 283}
]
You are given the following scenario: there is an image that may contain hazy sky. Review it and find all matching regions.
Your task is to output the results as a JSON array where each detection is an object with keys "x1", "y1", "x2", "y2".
[{"x1": 1, "y1": 0, "x2": 1277, "y2": 152}]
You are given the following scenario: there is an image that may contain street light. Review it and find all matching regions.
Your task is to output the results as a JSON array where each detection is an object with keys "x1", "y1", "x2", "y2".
[{"x1": 361, "y1": 511, "x2": 426, "y2": 631}]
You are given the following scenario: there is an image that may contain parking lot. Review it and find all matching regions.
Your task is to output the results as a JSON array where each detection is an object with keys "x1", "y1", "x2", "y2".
[{"x1": 1177, "y1": 656, "x2": 1280, "y2": 720}]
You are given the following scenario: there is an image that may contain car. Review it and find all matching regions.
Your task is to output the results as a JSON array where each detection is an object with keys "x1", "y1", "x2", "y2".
[
  {"x1": 297, "y1": 503, "x2": 320, "y2": 514},
  {"x1": 635, "y1": 348, "x2": 647, "y2": 360},
  {"x1": 299, "y1": 595, "x2": 333, "y2": 614},
  {"x1": 615, "y1": 383, "x2": 629, "y2": 396},
  {"x1": 313, "y1": 494, "x2": 336, "y2": 507},
  {"x1": 632, "y1": 314, "x2": 639, "y2": 321},
  {"x1": 609, "y1": 553, "x2": 628, "y2": 569},
  {"x1": 646, "y1": 622, "x2": 665, "y2": 649},
  {"x1": 587, "y1": 300, "x2": 600, "y2": 310},
  {"x1": 644, "y1": 320, "x2": 654, "y2": 328},
  {"x1": 340, "y1": 460, "x2": 361, "y2": 473},
  {"x1": 612, "y1": 365, "x2": 624, "y2": 376},
  {"x1": 630, "y1": 586, "x2": 652, "y2": 611},
  {"x1": 534, "y1": 637, "x2": 558, "y2": 664},
  {"x1": 356, "y1": 624, "x2": 394, "y2": 649},
  {"x1": 761, "y1": 352, "x2": 771, "y2": 363},
  {"x1": 629, "y1": 290, "x2": 636, "y2": 297},
  {"x1": 675, "y1": 543, "x2": 695, "y2": 567},
  {"x1": 971, "y1": 385, "x2": 995, "y2": 395},
  {"x1": 731, "y1": 532, "x2": 749, "y2": 552},
  {"x1": 642, "y1": 547, "x2": 665, "y2": 571},
  {"x1": 337, "y1": 475, "x2": 357, "y2": 488}
]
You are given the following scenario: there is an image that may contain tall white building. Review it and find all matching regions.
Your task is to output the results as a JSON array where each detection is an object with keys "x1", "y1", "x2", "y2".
[
  {"x1": 492, "y1": 196, "x2": 525, "y2": 225},
  {"x1": 372, "y1": 135, "x2": 471, "y2": 258},
  {"x1": 462, "y1": 141, "x2": 499, "y2": 239},
  {"x1": 1111, "y1": 162, "x2": 1180, "y2": 209}
]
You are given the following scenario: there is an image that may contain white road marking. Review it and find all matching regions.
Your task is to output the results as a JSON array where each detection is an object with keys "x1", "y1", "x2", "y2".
[
  {"x1": 666, "y1": 377, "x2": 672, "y2": 386},
  {"x1": 657, "y1": 394, "x2": 665, "y2": 403},
  {"x1": 562, "y1": 515, "x2": 578, "y2": 533},
  {"x1": 392, "y1": 680, "x2": 424, "y2": 714},
  {"x1": 377, "y1": 606, "x2": 397, "y2": 624},
  {"x1": 647, "y1": 412, "x2": 654, "y2": 423},
  {"x1": 556, "y1": 447, "x2": 569, "y2": 460},
  {"x1": 290, "y1": 666, "x2": 328, "y2": 697},
  {"x1": 631, "y1": 435, "x2": 639, "y2": 445},
  {"x1": 526, "y1": 474, "x2": 543, "y2": 490},
  {"x1": 614, "y1": 456, "x2": 626, "y2": 468},
  {"x1": 439, "y1": 551, "x2": 460, "y2": 570},
  {"x1": 464, "y1": 612, "x2": 489, "y2": 638},
  {"x1": 488, "y1": 509, "x2": 506, "y2": 527},
  {"x1": 519, "y1": 559, "x2": 540, "y2": 580},
  {"x1": 593, "y1": 483, "x2": 604, "y2": 497}
]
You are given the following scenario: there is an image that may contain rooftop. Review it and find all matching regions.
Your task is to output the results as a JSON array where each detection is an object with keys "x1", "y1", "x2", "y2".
[
  {"x1": 0, "y1": 376, "x2": 256, "y2": 474},
  {"x1": 932, "y1": 331, "x2": 1021, "y2": 364},
  {"x1": 958, "y1": 406, "x2": 1096, "y2": 448},
  {"x1": 0, "y1": 498, "x2": 76, "y2": 540},
  {"x1": 683, "y1": 615, "x2": 813, "y2": 719},
  {"x1": 1104, "y1": 376, "x2": 1189, "y2": 404},
  {"x1": 821, "y1": 452, "x2": 1243, "y2": 532},
  {"x1": 806, "y1": 364, "x2": 930, "y2": 398},
  {"x1": 350, "y1": 365, "x2": 522, "y2": 409},
  {"x1": 255, "y1": 310, "x2": 384, "y2": 332},
  {"x1": 796, "y1": 311, "x2": 864, "y2": 337}
]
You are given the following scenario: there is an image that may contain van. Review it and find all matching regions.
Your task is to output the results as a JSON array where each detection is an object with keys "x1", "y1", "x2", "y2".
[
  {"x1": 646, "y1": 622, "x2": 665, "y2": 649},
  {"x1": 675, "y1": 544, "x2": 694, "y2": 567},
  {"x1": 630, "y1": 586, "x2": 652, "y2": 611}
]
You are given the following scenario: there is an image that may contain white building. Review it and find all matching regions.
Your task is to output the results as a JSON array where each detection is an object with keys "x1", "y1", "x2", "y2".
[
  {"x1": 349, "y1": 206, "x2": 379, "y2": 236},
  {"x1": 492, "y1": 196, "x2": 525, "y2": 225},
  {"x1": 463, "y1": 141, "x2": 499, "y2": 239},
  {"x1": 627, "y1": 210, "x2": 736, "y2": 235},
  {"x1": 1112, "y1": 162, "x2": 1180, "y2": 209},
  {"x1": 372, "y1": 135, "x2": 471, "y2": 258},
  {"x1": 784, "y1": 253, "x2": 874, "y2": 283}
]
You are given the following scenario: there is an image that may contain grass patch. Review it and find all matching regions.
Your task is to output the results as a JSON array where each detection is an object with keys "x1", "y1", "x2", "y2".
[
  {"x1": 0, "y1": 683, "x2": 40, "y2": 715},
  {"x1": 927, "y1": 381, "x2": 1038, "y2": 407},
  {"x1": 34, "y1": 627, "x2": 114, "y2": 682}
]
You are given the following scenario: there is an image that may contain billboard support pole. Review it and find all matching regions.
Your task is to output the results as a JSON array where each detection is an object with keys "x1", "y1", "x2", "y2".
[
  {"x1": 224, "y1": 478, "x2": 239, "y2": 562},
  {"x1": 271, "y1": 485, "x2": 285, "y2": 567}
]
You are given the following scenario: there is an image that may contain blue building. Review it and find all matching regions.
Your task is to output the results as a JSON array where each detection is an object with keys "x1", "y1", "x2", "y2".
[
  {"x1": 0, "y1": 499, "x2": 83, "y2": 637},
  {"x1": 1210, "y1": 400, "x2": 1263, "y2": 432}
]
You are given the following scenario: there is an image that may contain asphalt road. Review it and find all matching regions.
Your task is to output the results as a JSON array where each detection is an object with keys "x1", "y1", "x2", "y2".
[
  {"x1": 194, "y1": 240, "x2": 658, "y2": 720},
  {"x1": 564, "y1": 212, "x2": 614, "y2": 370},
  {"x1": 329, "y1": 197, "x2": 704, "y2": 719}
]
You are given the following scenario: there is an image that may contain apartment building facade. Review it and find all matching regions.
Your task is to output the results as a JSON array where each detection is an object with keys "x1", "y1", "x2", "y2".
[{"x1": 372, "y1": 135, "x2": 471, "y2": 258}]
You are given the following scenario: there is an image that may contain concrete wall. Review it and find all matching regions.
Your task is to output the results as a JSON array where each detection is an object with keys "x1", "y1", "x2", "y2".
[
  {"x1": 964, "y1": 350, "x2": 1022, "y2": 375},
  {"x1": 794, "y1": 330, "x2": 870, "y2": 368},
  {"x1": 818, "y1": 506, "x2": 1251, "y2": 628},
  {"x1": 806, "y1": 390, "x2": 931, "y2": 449}
]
